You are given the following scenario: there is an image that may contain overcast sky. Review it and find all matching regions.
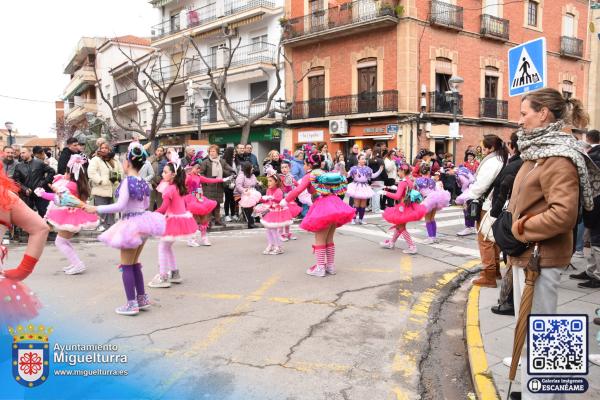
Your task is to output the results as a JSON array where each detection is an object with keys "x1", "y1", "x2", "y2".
[{"x1": 0, "y1": 0, "x2": 156, "y2": 138}]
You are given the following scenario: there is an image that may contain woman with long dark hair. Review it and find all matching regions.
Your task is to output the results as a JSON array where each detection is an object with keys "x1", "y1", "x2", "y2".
[{"x1": 222, "y1": 146, "x2": 238, "y2": 222}]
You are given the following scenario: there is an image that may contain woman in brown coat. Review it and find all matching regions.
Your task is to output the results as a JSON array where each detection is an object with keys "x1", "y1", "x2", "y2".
[
  {"x1": 200, "y1": 145, "x2": 235, "y2": 226},
  {"x1": 508, "y1": 88, "x2": 600, "y2": 399}
]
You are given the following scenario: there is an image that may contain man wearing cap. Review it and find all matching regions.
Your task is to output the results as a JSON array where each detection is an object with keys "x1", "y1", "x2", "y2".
[{"x1": 57, "y1": 137, "x2": 83, "y2": 175}]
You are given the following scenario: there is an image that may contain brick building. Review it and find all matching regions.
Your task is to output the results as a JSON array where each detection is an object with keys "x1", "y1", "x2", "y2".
[{"x1": 283, "y1": 0, "x2": 590, "y2": 162}]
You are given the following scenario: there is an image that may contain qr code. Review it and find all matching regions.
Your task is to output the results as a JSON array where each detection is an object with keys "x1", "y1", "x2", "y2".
[{"x1": 528, "y1": 315, "x2": 588, "y2": 375}]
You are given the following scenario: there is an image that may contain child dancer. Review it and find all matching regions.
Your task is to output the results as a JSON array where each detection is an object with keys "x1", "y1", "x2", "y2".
[
  {"x1": 347, "y1": 154, "x2": 383, "y2": 224},
  {"x1": 379, "y1": 164, "x2": 426, "y2": 253},
  {"x1": 85, "y1": 144, "x2": 165, "y2": 315},
  {"x1": 259, "y1": 167, "x2": 301, "y2": 255},
  {"x1": 34, "y1": 154, "x2": 99, "y2": 275},
  {"x1": 185, "y1": 152, "x2": 233, "y2": 247},
  {"x1": 454, "y1": 166, "x2": 476, "y2": 236},
  {"x1": 150, "y1": 153, "x2": 198, "y2": 288},
  {"x1": 0, "y1": 163, "x2": 48, "y2": 325},
  {"x1": 279, "y1": 160, "x2": 299, "y2": 241},
  {"x1": 415, "y1": 163, "x2": 450, "y2": 244},
  {"x1": 282, "y1": 153, "x2": 355, "y2": 277}
]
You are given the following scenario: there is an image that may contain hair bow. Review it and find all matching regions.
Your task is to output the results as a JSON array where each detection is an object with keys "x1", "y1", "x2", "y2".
[
  {"x1": 264, "y1": 165, "x2": 277, "y2": 177},
  {"x1": 67, "y1": 154, "x2": 87, "y2": 181}
]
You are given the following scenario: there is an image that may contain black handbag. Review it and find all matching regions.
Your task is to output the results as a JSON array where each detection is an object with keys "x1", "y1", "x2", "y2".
[
  {"x1": 466, "y1": 198, "x2": 482, "y2": 221},
  {"x1": 492, "y1": 209, "x2": 529, "y2": 256}
]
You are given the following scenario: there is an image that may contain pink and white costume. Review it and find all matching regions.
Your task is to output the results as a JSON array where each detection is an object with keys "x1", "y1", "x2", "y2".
[{"x1": 156, "y1": 184, "x2": 198, "y2": 241}]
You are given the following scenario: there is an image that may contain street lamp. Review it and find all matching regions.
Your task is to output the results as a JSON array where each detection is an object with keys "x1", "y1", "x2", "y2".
[
  {"x1": 4, "y1": 121, "x2": 14, "y2": 146},
  {"x1": 187, "y1": 81, "x2": 213, "y2": 141},
  {"x1": 446, "y1": 75, "x2": 464, "y2": 164}
]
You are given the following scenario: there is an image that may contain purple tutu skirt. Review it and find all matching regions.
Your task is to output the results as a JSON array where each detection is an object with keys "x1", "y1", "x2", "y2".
[
  {"x1": 184, "y1": 194, "x2": 217, "y2": 216},
  {"x1": 422, "y1": 190, "x2": 451, "y2": 212},
  {"x1": 239, "y1": 189, "x2": 262, "y2": 208},
  {"x1": 163, "y1": 212, "x2": 198, "y2": 240},
  {"x1": 383, "y1": 202, "x2": 427, "y2": 225},
  {"x1": 46, "y1": 206, "x2": 100, "y2": 232},
  {"x1": 346, "y1": 182, "x2": 373, "y2": 200},
  {"x1": 300, "y1": 195, "x2": 355, "y2": 232},
  {"x1": 99, "y1": 211, "x2": 166, "y2": 249},
  {"x1": 0, "y1": 278, "x2": 41, "y2": 326}
]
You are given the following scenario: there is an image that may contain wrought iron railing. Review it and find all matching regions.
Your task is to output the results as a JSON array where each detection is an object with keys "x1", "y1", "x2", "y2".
[
  {"x1": 185, "y1": 43, "x2": 276, "y2": 77},
  {"x1": 224, "y1": 0, "x2": 276, "y2": 15},
  {"x1": 151, "y1": 14, "x2": 181, "y2": 39},
  {"x1": 222, "y1": 99, "x2": 276, "y2": 120},
  {"x1": 283, "y1": 0, "x2": 397, "y2": 40},
  {"x1": 186, "y1": 3, "x2": 217, "y2": 29},
  {"x1": 560, "y1": 36, "x2": 583, "y2": 58},
  {"x1": 150, "y1": 63, "x2": 185, "y2": 82},
  {"x1": 289, "y1": 90, "x2": 398, "y2": 119},
  {"x1": 429, "y1": 91, "x2": 463, "y2": 114},
  {"x1": 480, "y1": 14, "x2": 509, "y2": 40},
  {"x1": 430, "y1": 0, "x2": 463, "y2": 30},
  {"x1": 479, "y1": 98, "x2": 508, "y2": 120},
  {"x1": 113, "y1": 89, "x2": 137, "y2": 108}
]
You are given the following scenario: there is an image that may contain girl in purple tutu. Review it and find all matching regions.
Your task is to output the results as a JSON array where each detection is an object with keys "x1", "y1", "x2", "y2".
[
  {"x1": 454, "y1": 166, "x2": 477, "y2": 236},
  {"x1": 415, "y1": 163, "x2": 451, "y2": 244},
  {"x1": 279, "y1": 160, "x2": 299, "y2": 241},
  {"x1": 282, "y1": 153, "x2": 355, "y2": 277},
  {"x1": 380, "y1": 164, "x2": 426, "y2": 253},
  {"x1": 85, "y1": 144, "x2": 166, "y2": 316},
  {"x1": 34, "y1": 154, "x2": 99, "y2": 275},
  {"x1": 150, "y1": 153, "x2": 198, "y2": 288},
  {"x1": 184, "y1": 152, "x2": 233, "y2": 247},
  {"x1": 346, "y1": 154, "x2": 383, "y2": 224},
  {"x1": 259, "y1": 166, "x2": 301, "y2": 255}
]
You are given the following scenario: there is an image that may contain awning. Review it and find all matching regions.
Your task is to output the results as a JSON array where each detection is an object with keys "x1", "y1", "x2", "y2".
[{"x1": 330, "y1": 135, "x2": 393, "y2": 142}]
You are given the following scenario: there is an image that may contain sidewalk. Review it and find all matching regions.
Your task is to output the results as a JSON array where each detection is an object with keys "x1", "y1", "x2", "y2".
[{"x1": 467, "y1": 256, "x2": 600, "y2": 399}]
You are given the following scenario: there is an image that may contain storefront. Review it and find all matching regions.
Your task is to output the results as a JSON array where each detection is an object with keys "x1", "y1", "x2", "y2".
[{"x1": 208, "y1": 127, "x2": 282, "y2": 162}]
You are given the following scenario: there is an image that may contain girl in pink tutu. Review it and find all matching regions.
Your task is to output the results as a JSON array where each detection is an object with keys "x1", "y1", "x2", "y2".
[
  {"x1": 235, "y1": 163, "x2": 261, "y2": 228},
  {"x1": 0, "y1": 162, "x2": 48, "y2": 326},
  {"x1": 184, "y1": 152, "x2": 233, "y2": 247},
  {"x1": 279, "y1": 160, "x2": 299, "y2": 241},
  {"x1": 347, "y1": 155, "x2": 383, "y2": 224},
  {"x1": 150, "y1": 153, "x2": 198, "y2": 288},
  {"x1": 414, "y1": 163, "x2": 451, "y2": 244},
  {"x1": 379, "y1": 164, "x2": 426, "y2": 253},
  {"x1": 282, "y1": 153, "x2": 355, "y2": 277},
  {"x1": 85, "y1": 144, "x2": 165, "y2": 315},
  {"x1": 34, "y1": 154, "x2": 99, "y2": 275},
  {"x1": 259, "y1": 167, "x2": 301, "y2": 255}
]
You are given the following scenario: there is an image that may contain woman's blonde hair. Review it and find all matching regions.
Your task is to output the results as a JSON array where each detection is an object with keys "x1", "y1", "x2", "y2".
[{"x1": 522, "y1": 88, "x2": 589, "y2": 128}]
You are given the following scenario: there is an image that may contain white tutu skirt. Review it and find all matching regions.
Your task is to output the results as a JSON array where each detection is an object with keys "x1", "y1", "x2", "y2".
[{"x1": 346, "y1": 182, "x2": 373, "y2": 200}]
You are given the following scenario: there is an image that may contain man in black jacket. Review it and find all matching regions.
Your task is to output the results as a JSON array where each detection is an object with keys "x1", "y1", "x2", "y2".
[
  {"x1": 13, "y1": 147, "x2": 55, "y2": 217},
  {"x1": 57, "y1": 137, "x2": 82, "y2": 175}
]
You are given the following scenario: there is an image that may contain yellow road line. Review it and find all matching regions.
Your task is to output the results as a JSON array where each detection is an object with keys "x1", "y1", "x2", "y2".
[{"x1": 466, "y1": 286, "x2": 500, "y2": 400}]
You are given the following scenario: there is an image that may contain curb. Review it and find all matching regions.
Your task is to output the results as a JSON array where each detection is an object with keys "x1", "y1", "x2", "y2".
[{"x1": 466, "y1": 285, "x2": 500, "y2": 400}]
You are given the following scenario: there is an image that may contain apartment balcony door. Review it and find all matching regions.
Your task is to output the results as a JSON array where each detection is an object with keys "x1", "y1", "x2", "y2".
[
  {"x1": 171, "y1": 96, "x2": 185, "y2": 126},
  {"x1": 308, "y1": 75, "x2": 325, "y2": 118},
  {"x1": 309, "y1": 0, "x2": 325, "y2": 33},
  {"x1": 358, "y1": 66, "x2": 377, "y2": 113}
]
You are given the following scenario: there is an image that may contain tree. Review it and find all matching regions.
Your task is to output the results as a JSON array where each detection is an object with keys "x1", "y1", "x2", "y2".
[
  {"x1": 187, "y1": 33, "x2": 306, "y2": 145},
  {"x1": 93, "y1": 41, "x2": 191, "y2": 149}
]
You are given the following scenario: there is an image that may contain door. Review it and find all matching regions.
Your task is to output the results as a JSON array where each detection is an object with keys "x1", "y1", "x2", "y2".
[
  {"x1": 171, "y1": 96, "x2": 185, "y2": 126},
  {"x1": 308, "y1": 75, "x2": 325, "y2": 118},
  {"x1": 435, "y1": 73, "x2": 451, "y2": 112},
  {"x1": 484, "y1": 75, "x2": 499, "y2": 118},
  {"x1": 309, "y1": 0, "x2": 325, "y2": 33},
  {"x1": 484, "y1": 0, "x2": 499, "y2": 17},
  {"x1": 209, "y1": 45, "x2": 221, "y2": 69},
  {"x1": 358, "y1": 66, "x2": 377, "y2": 113},
  {"x1": 208, "y1": 92, "x2": 218, "y2": 122},
  {"x1": 563, "y1": 13, "x2": 575, "y2": 37}
]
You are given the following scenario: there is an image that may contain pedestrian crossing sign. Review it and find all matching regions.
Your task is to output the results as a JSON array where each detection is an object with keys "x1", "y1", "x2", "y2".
[{"x1": 508, "y1": 37, "x2": 547, "y2": 97}]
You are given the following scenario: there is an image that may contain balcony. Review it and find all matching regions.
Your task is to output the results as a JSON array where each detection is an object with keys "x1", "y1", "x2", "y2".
[
  {"x1": 479, "y1": 98, "x2": 508, "y2": 120},
  {"x1": 480, "y1": 14, "x2": 509, "y2": 41},
  {"x1": 289, "y1": 90, "x2": 398, "y2": 120},
  {"x1": 63, "y1": 66, "x2": 96, "y2": 99},
  {"x1": 282, "y1": 0, "x2": 399, "y2": 47},
  {"x1": 113, "y1": 89, "x2": 137, "y2": 108},
  {"x1": 429, "y1": 91, "x2": 463, "y2": 115},
  {"x1": 430, "y1": 0, "x2": 463, "y2": 31},
  {"x1": 66, "y1": 101, "x2": 98, "y2": 123},
  {"x1": 185, "y1": 43, "x2": 276, "y2": 78},
  {"x1": 560, "y1": 36, "x2": 583, "y2": 59}
]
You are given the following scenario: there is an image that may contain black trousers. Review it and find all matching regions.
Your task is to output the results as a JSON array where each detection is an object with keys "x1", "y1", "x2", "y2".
[
  {"x1": 224, "y1": 187, "x2": 237, "y2": 217},
  {"x1": 242, "y1": 207, "x2": 255, "y2": 227}
]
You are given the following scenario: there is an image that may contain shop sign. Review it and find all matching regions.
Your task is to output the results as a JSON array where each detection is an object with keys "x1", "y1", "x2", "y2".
[
  {"x1": 298, "y1": 130, "x2": 324, "y2": 143},
  {"x1": 209, "y1": 128, "x2": 279, "y2": 145},
  {"x1": 386, "y1": 124, "x2": 399, "y2": 134},
  {"x1": 364, "y1": 127, "x2": 386, "y2": 134}
]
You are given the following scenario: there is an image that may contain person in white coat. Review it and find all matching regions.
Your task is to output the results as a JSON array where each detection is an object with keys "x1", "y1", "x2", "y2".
[{"x1": 87, "y1": 142, "x2": 124, "y2": 231}]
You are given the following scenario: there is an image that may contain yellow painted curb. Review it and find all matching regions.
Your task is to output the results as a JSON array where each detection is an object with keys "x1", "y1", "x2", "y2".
[{"x1": 466, "y1": 285, "x2": 500, "y2": 400}]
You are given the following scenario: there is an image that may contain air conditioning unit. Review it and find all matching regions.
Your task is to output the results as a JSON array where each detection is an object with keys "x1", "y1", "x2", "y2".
[{"x1": 329, "y1": 119, "x2": 348, "y2": 135}]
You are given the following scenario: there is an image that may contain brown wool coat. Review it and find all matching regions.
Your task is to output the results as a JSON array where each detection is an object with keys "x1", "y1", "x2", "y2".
[
  {"x1": 508, "y1": 157, "x2": 579, "y2": 268},
  {"x1": 199, "y1": 158, "x2": 234, "y2": 203}
]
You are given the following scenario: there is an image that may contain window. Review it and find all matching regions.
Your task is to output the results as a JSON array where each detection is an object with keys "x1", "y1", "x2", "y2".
[
  {"x1": 527, "y1": 1, "x2": 538, "y2": 27},
  {"x1": 251, "y1": 35, "x2": 268, "y2": 51},
  {"x1": 358, "y1": 65, "x2": 377, "y2": 113},
  {"x1": 484, "y1": 0, "x2": 500, "y2": 17},
  {"x1": 435, "y1": 73, "x2": 451, "y2": 93},
  {"x1": 563, "y1": 13, "x2": 575, "y2": 37},
  {"x1": 562, "y1": 80, "x2": 573, "y2": 99},
  {"x1": 250, "y1": 81, "x2": 268, "y2": 103},
  {"x1": 141, "y1": 109, "x2": 147, "y2": 125},
  {"x1": 105, "y1": 85, "x2": 111, "y2": 101},
  {"x1": 485, "y1": 76, "x2": 499, "y2": 99},
  {"x1": 308, "y1": 72, "x2": 325, "y2": 118}
]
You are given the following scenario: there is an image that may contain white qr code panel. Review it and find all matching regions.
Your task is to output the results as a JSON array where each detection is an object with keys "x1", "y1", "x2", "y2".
[{"x1": 528, "y1": 315, "x2": 588, "y2": 375}]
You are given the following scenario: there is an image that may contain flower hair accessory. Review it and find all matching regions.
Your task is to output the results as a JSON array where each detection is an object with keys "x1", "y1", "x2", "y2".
[{"x1": 67, "y1": 154, "x2": 87, "y2": 181}]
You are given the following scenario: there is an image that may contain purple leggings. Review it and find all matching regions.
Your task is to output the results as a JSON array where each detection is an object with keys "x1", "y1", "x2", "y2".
[{"x1": 122, "y1": 263, "x2": 146, "y2": 301}]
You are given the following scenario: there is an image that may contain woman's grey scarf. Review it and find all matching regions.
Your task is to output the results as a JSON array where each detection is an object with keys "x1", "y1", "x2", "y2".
[{"x1": 518, "y1": 120, "x2": 600, "y2": 211}]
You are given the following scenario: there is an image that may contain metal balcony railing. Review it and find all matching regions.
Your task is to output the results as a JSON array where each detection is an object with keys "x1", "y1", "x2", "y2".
[
  {"x1": 151, "y1": 14, "x2": 181, "y2": 39},
  {"x1": 283, "y1": 0, "x2": 397, "y2": 40},
  {"x1": 430, "y1": 0, "x2": 463, "y2": 30},
  {"x1": 480, "y1": 14, "x2": 509, "y2": 41},
  {"x1": 560, "y1": 36, "x2": 583, "y2": 58},
  {"x1": 159, "y1": 109, "x2": 195, "y2": 128},
  {"x1": 113, "y1": 89, "x2": 137, "y2": 108},
  {"x1": 185, "y1": 43, "x2": 276, "y2": 78},
  {"x1": 429, "y1": 91, "x2": 463, "y2": 114},
  {"x1": 224, "y1": 0, "x2": 276, "y2": 16},
  {"x1": 186, "y1": 3, "x2": 217, "y2": 29},
  {"x1": 150, "y1": 64, "x2": 185, "y2": 82},
  {"x1": 289, "y1": 90, "x2": 398, "y2": 120},
  {"x1": 222, "y1": 100, "x2": 276, "y2": 120},
  {"x1": 479, "y1": 98, "x2": 508, "y2": 120}
]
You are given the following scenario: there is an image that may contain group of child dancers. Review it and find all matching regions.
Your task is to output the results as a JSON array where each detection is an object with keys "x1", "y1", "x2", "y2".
[{"x1": 1, "y1": 142, "x2": 453, "y2": 318}]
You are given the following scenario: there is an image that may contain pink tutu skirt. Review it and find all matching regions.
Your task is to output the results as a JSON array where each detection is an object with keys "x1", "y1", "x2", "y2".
[
  {"x1": 45, "y1": 205, "x2": 99, "y2": 232},
  {"x1": 383, "y1": 202, "x2": 427, "y2": 225},
  {"x1": 261, "y1": 203, "x2": 302, "y2": 229},
  {"x1": 298, "y1": 190, "x2": 313, "y2": 206},
  {"x1": 239, "y1": 189, "x2": 262, "y2": 208},
  {"x1": 184, "y1": 194, "x2": 217, "y2": 216},
  {"x1": 163, "y1": 212, "x2": 198, "y2": 240},
  {"x1": 99, "y1": 211, "x2": 166, "y2": 249},
  {"x1": 300, "y1": 195, "x2": 355, "y2": 232},
  {"x1": 422, "y1": 190, "x2": 451, "y2": 212},
  {"x1": 0, "y1": 278, "x2": 41, "y2": 326},
  {"x1": 346, "y1": 182, "x2": 373, "y2": 200}
]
